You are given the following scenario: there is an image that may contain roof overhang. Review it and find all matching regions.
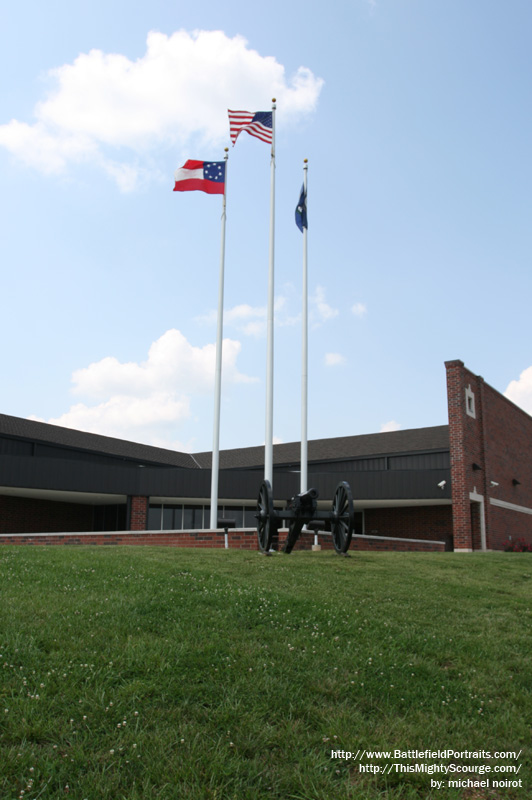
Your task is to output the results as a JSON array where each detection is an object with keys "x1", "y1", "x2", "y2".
[{"x1": 0, "y1": 486, "x2": 127, "y2": 505}]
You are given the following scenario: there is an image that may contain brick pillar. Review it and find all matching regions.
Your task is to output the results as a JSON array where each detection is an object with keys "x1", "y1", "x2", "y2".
[
  {"x1": 129, "y1": 496, "x2": 148, "y2": 531},
  {"x1": 446, "y1": 361, "x2": 472, "y2": 550},
  {"x1": 445, "y1": 360, "x2": 487, "y2": 551}
]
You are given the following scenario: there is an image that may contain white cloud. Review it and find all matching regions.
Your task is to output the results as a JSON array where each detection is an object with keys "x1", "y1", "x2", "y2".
[
  {"x1": 0, "y1": 30, "x2": 323, "y2": 190},
  {"x1": 32, "y1": 329, "x2": 256, "y2": 449},
  {"x1": 352, "y1": 302, "x2": 367, "y2": 317},
  {"x1": 324, "y1": 353, "x2": 346, "y2": 367},
  {"x1": 504, "y1": 366, "x2": 532, "y2": 415},
  {"x1": 224, "y1": 303, "x2": 267, "y2": 337},
  {"x1": 380, "y1": 420, "x2": 401, "y2": 433},
  {"x1": 311, "y1": 285, "x2": 339, "y2": 325},
  {"x1": 198, "y1": 296, "x2": 299, "y2": 337}
]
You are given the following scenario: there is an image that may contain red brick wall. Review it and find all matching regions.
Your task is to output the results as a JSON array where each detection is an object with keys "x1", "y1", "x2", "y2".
[
  {"x1": 278, "y1": 529, "x2": 445, "y2": 552},
  {"x1": 446, "y1": 360, "x2": 485, "y2": 549},
  {"x1": 0, "y1": 530, "x2": 258, "y2": 549},
  {"x1": 487, "y1": 504, "x2": 532, "y2": 551},
  {"x1": 0, "y1": 494, "x2": 94, "y2": 534},
  {"x1": 445, "y1": 360, "x2": 532, "y2": 550},
  {"x1": 363, "y1": 505, "x2": 453, "y2": 549},
  {"x1": 481, "y1": 380, "x2": 532, "y2": 549},
  {"x1": 129, "y1": 496, "x2": 148, "y2": 531},
  {"x1": 0, "y1": 529, "x2": 444, "y2": 552}
]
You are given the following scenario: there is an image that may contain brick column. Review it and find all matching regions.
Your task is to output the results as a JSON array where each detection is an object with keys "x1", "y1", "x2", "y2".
[
  {"x1": 446, "y1": 361, "x2": 473, "y2": 551},
  {"x1": 445, "y1": 360, "x2": 487, "y2": 551},
  {"x1": 129, "y1": 496, "x2": 148, "y2": 531}
]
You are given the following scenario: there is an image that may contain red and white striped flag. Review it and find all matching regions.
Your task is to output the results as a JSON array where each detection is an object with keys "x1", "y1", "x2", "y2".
[
  {"x1": 228, "y1": 110, "x2": 273, "y2": 146},
  {"x1": 173, "y1": 160, "x2": 225, "y2": 194}
]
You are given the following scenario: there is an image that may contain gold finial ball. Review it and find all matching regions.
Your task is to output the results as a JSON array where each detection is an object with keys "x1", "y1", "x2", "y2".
[
  {"x1": 272, "y1": 97, "x2": 276, "y2": 102},
  {"x1": 224, "y1": 147, "x2": 229, "y2": 153},
  {"x1": 304, "y1": 158, "x2": 308, "y2": 163}
]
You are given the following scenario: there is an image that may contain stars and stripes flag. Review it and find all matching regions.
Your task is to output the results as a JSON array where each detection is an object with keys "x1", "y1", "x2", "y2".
[
  {"x1": 173, "y1": 160, "x2": 226, "y2": 195},
  {"x1": 227, "y1": 110, "x2": 273, "y2": 146}
]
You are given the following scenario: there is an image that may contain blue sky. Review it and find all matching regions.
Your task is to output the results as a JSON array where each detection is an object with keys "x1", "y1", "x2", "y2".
[{"x1": 1, "y1": 0, "x2": 531, "y2": 454}]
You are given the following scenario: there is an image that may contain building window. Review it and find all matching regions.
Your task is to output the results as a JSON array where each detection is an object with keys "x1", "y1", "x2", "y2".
[
  {"x1": 94, "y1": 504, "x2": 127, "y2": 531},
  {"x1": 465, "y1": 385, "x2": 476, "y2": 418},
  {"x1": 173, "y1": 506, "x2": 183, "y2": 530},
  {"x1": 222, "y1": 505, "x2": 244, "y2": 528},
  {"x1": 244, "y1": 507, "x2": 257, "y2": 528},
  {"x1": 162, "y1": 506, "x2": 175, "y2": 530},
  {"x1": 148, "y1": 504, "x2": 185, "y2": 530},
  {"x1": 184, "y1": 505, "x2": 203, "y2": 529},
  {"x1": 147, "y1": 504, "x2": 162, "y2": 530}
]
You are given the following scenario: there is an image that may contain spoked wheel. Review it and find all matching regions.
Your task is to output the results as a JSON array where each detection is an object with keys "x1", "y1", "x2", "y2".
[
  {"x1": 331, "y1": 481, "x2": 355, "y2": 554},
  {"x1": 256, "y1": 480, "x2": 276, "y2": 553}
]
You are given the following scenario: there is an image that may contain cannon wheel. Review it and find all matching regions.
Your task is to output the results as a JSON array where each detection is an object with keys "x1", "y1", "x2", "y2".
[
  {"x1": 256, "y1": 480, "x2": 276, "y2": 553},
  {"x1": 331, "y1": 481, "x2": 355, "y2": 554}
]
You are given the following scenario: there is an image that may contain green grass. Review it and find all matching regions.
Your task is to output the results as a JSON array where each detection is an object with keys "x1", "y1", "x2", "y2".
[{"x1": 0, "y1": 547, "x2": 531, "y2": 800}]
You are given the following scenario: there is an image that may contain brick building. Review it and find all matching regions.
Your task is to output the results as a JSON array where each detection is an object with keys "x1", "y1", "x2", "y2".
[
  {"x1": 0, "y1": 360, "x2": 530, "y2": 551},
  {"x1": 446, "y1": 360, "x2": 532, "y2": 551}
]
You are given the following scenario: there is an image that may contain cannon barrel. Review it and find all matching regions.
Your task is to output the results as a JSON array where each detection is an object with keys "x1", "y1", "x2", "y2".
[{"x1": 294, "y1": 487, "x2": 319, "y2": 502}]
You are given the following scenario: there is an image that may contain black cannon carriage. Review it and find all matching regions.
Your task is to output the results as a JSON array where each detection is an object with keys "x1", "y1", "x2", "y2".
[{"x1": 255, "y1": 480, "x2": 355, "y2": 555}]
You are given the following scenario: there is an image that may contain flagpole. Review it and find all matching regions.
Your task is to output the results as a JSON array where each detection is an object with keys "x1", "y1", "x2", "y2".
[
  {"x1": 264, "y1": 99, "x2": 276, "y2": 486},
  {"x1": 210, "y1": 148, "x2": 229, "y2": 530},
  {"x1": 301, "y1": 159, "x2": 308, "y2": 494}
]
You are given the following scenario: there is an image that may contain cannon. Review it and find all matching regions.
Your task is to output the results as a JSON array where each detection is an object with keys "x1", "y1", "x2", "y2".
[{"x1": 256, "y1": 480, "x2": 355, "y2": 555}]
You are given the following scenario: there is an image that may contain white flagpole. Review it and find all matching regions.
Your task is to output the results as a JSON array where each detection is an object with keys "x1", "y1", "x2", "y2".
[
  {"x1": 301, "y1": 159, "x2": 308, "y2": 494},
  {"x1": 264, "y1": 99, "x2": 276, "y2": 485},
  {"x1": 210, "y1": 148, "x2": 229, "y2": 530}
]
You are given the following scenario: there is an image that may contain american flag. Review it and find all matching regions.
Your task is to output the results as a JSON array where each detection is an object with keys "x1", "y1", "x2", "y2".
[{"x1": 228, "y1": 110, "x2": 273, "y2": 146}]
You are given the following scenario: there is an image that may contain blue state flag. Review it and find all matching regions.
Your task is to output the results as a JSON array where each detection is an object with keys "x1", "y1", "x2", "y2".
[{"x1": 295, "y1": 184, "x2": 307, "y2": 232}]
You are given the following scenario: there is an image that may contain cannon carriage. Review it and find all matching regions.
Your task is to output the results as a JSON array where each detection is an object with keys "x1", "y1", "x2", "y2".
[{"x1": 256, "y1": 480, "x2": 355, "y2": 555}]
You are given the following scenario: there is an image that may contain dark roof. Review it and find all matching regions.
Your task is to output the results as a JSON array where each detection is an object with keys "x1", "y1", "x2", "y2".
[
  {"x1": 1, "y1": 412, "x2": 449, "y2": 472},
  {"x1": 0, "y1": 413, "x2": 198, "y2": 469},
  {"x1": 194, "y1": 425, "x2": 450, "y2": 470}
]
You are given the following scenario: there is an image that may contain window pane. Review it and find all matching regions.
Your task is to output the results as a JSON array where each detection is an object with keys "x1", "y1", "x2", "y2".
[
  {"x1": 117, "y1": 504, "x2": 127, "y2": 530},
  {"x1": 244, "y1": 507, "x2": 257, "y2": 528},
  {"x1": 173, "y1": 506, "x2": 183, "y2": 530},
  {"x1": 184, "y1": 505, "x2": 203, "y2": 529},
  {"x1": 147, "y1": 504, "x2": 162, "y2": 531},
  {"x1": 94, "y1": 506, "x2": 105, "y2": 532},
  {"x1": 162, "y1": 506, "x2": 174, "y2": 530},
  {"x1": 223, "y1": 505, "x2": 243, "y2": 528}
]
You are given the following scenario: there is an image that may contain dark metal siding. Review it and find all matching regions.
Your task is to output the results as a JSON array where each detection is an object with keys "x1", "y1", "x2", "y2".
[
  {"x1": 0, "y1": 455, "x2": 451, "y2": 503},
  {"x1": 388, "y1": 452, "x2": 450, "y2": 470},
  {"x1": 279, "y1": 452, "x2": 449, "y2": 475},
  {"x1": 307, "y1": 457, "x2": 387, "y2": 473},
  {"x1": 0, "y1": 437, "x2": 33, "y2": 457},
  {"x1": 0, "y1": 455, "x2": 143, "y2": 496}
]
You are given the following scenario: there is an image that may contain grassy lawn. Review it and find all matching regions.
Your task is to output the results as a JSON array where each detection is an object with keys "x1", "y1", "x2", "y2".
[{"x1": 0, "y1": 547, "x2": 530, "y2": 800}]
